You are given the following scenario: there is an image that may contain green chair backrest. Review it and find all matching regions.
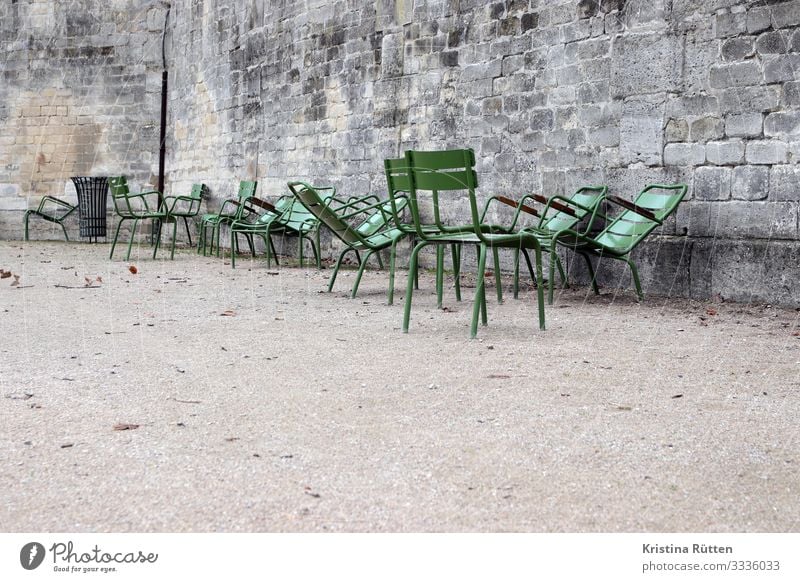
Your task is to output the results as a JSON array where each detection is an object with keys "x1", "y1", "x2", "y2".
[
  {"x1": 238, "y1": 180, "x2": 257, "y2": 200},
  {"x1": 288, "y1": 182, "x2": 372, "y2": 247},
  {"x1": 592, "y1": 184, "x2": 688, "y2": 255},
  {"x1": 109, "y1": 176, "x2": 135, "y2": 214},
  {"x1": 384, "y1": 157, "x2": 415, "y2": 233},
  {"x1": 404, "y1": 148, "x2": 483, "y2": 239},
  {"x1": 537, "y1": 186, "x2": 607, "y2": 235}
]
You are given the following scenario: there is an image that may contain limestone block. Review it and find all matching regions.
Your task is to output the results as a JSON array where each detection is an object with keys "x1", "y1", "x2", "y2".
[
  {"x1": 745, "y1": 140, "x2": 789, "y2": 164},
  {"x1": 732, "y1": 166, "x2": 769, "y2": 201},
  {"x1": 693, "y1": 166, "x2": 731, "y2": 201},
  {"x1": 611, "y1": 32, "x2": 680, "y2": 97},
  {"x1": 705, "y1": 140, "x2": 745, "y2": 165}
]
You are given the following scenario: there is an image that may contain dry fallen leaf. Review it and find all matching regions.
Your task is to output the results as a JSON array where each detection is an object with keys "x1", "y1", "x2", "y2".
[
  {"x1": 220, "y1": 310, "x2": 236, "y2": 317},
  {"x1": 706, "y1": 307, "x2": 718, "y2": 316},
  {"x1": 128, "y1": 265, "x2": 138, "y2": 274},
  {"x1": 10, "y1": 275, "x2": 20, "y2": 287},
  {"x1": 113, "y1": 423, "x2": 140, "y2": 431},
  {"x1": 0, "y1": 270, "x2": 11, "y2": 279},
  {"x1": 487, "y1": 374, "x2": 511, "y2": 379}
]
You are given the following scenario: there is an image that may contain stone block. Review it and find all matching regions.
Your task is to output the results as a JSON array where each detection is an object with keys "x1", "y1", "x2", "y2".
[
  {"x1": 718, "y1": 85, "x2": 781, "y2": 114},
  {"x1": 764, "y1": 112, "x2": 800, "y2": 137},
  {"x1": 664, "y1": 143, "x2": 705, "y2": 166},
  {"x1": 770, "y1": 165, "x2": 800, "y2": 201},
  {"x1": 714, "y1": 10, "x2": 747, "y2": 38},
  {"x1": 705, "y1": 140, "x2": 745, "y2": 165},
  {"x1": 611, "y1": 32, "x2": 681, "y2": 97},
  {"x1": 693, "y1": 166, "x2": 731, "y2": 201},
  {"x1": 665, "y1": 119, "x2": 689, "y2": 142},
  {"x1": 689, "y1": 117, "x2": 724, "y2": 142},
  {"x1": 731, "y1": 166, "x2": 769, "y2": 201},
  {"x1": 724, "y1": 113, "x2": 763, "y2": 138},
  {"x1": 756, "y1": 30, "x2": 789, "y2": 55},
  {"x1": 381, "y1": 32, "x2": 404, "y2": 78},
  {"x1": 709, "y1": 61, "x2": 763, "y2": 88},
  {"x1": 770, "y1": 1, "x2": 800, "y2": 29},
  {"x1": 681, "y1": 200, "x2": 797, "y2": 239},
  {"x1": 666, "y1": 94, "x2": 719, "y2": 118},
  {"x1": 721, "y1": 37, "x2": 754, "y2": 61},
  {"x1": 703, "y1": 240, "x2": 800, "y2": 305},
  {"x1": 620, "y1": 115, "x2": 664, "y2": 165},
  {"x1": 763, "y1": 54, "x2": 800, "y2": 83},
  {"x1": 745, "y1": 140, "x2": 789, "y2": 164},
  {"x1": 746, "y1": 7, "x2": 772, "y2": 34},
  {"x1": 783, "y1": 80, "x2": 800, "y2": 107}
]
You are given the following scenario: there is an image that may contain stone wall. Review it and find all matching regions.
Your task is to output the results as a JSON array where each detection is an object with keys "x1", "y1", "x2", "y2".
[
  {"x1": 0, "y1": 0, "x2": 165, "y2": 239},
  {"x1": 2, "y1": 0, "x2": 799, "y2": 305}
]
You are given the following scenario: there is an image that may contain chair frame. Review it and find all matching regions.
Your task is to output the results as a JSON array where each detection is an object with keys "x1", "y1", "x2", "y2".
[{"x1": 24, "y1": 195, "x2": 77, "y2": 241}]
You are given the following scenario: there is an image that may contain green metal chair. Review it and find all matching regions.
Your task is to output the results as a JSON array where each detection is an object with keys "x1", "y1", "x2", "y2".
[
  {"x1": 24, "y1": 195, "x2": 77, "y2": 241},
  {"x1": 384, "y1": 157, "x2": 518, "y2": 307},
  {"x1": 198, "y1": 180, "x2": 258, "y2": 256},
  {"x1": 554, "y1": 184, "x2": 688, "y2": 301},
  {"x1": 402, "y1": 148, "x2": 549, "y2": 338},
  {"x1": 288, "y1": 181, "x2": 409, "y2": 302},
  {"x1": 229, "y1": 194, "x2": 323, "y2": 270},
  {"x1": 162, "y1": 183, "x2": 205, "y2": 247},
  {"x1": 109, "y1": 176, "x2": 173, "y2": 260}
]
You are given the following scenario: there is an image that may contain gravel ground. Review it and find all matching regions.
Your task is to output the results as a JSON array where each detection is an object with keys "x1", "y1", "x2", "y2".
[{"x1": 1, "y1": 240, "x2": 799, "y2": 532}]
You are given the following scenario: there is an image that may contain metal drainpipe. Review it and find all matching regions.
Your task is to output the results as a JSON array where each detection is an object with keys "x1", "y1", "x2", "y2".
[{"x1": 157, "y1": 5, "x2": 171, "y2": 204}]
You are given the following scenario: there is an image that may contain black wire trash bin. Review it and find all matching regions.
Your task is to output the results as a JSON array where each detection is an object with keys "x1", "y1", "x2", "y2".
[{"x1": 70, "y1": 176, "x2": 109, "y2": 242}]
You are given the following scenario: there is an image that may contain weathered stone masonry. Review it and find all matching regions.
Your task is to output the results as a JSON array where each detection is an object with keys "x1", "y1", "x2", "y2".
[
  {"x1": 2, "y1": 0, "x2": 799, "y2": 305},
  {"x1": 0, "y1": 0, "x2": 165, "y2": 237}
]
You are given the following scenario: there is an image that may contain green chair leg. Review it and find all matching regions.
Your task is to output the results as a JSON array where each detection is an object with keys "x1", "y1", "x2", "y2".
[
  {"x1": 436, "y1": 244, "x2": 445, "y2": 309},
  {"x1": 387, "y1": 241, "x2": 398, "y2": 305},
  {"x1": 183, "y1": 216, "x2": 193, "y2": 247},
  {"x1": 168, "y1": 219, "x2": 178, "y2": 260},
  {"x1": 125, "y1": 218, "x2": 140, "y2": 261},
  {"x1": 626, "y1": 257, "x2": 644, "y2": 301},
  {"x1": 298, "y1": 234, "x2": 304, "y2": 268},
  {"x1": 451, "y1": 243, "x2": 461, "y2": 302},
  {"x1": 351, "y1": 250, "x2": 374, "y2": 298},
  {"x1": 533, "y1": 245, "x2": 546, "y2": 331},
  {"x1": 492, "y1": 245, "x2": 503, "y2": 304},
  {"x1": 581, "y1": 252, "x2": 600, "y2": 295},
  {"x1": 470, "y1": 244, "x2": 489, "y2": 339},
  {"x1": 328, "y1": 248, "x2": 353, "y2": 292},
  {"x1": 110, "y1": 218, "x2": 125, "y2": 259},
  {"x1": 513, "y1": 248, "x2": 520, "y2": 299},
  {"x1": 403, "y1": 241, "x2": 428, "y2": 333}
]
